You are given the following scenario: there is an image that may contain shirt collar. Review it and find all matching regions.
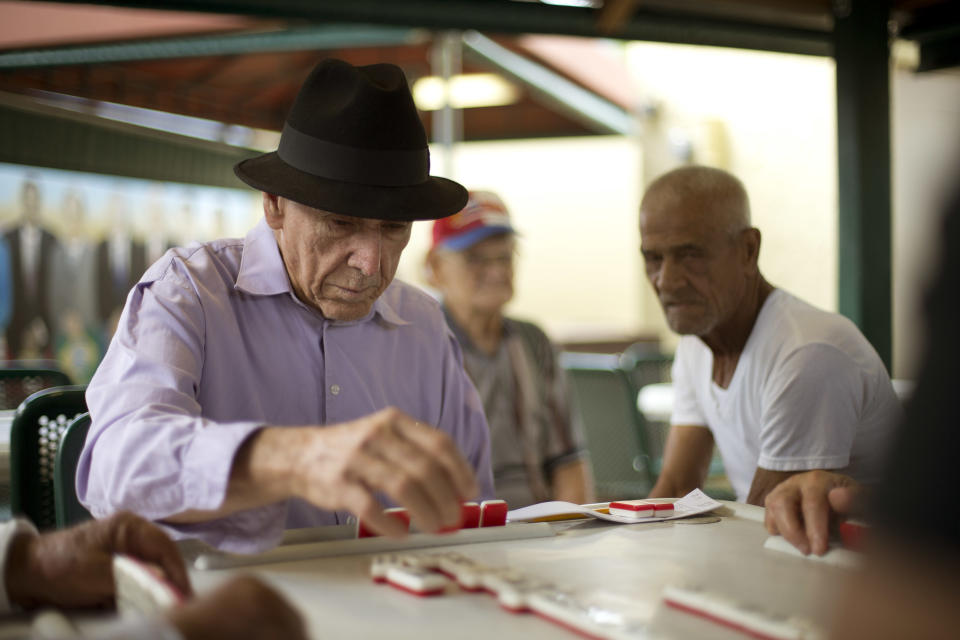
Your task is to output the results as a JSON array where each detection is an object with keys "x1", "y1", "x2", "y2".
[
  {"x1": 234, "y1": 218, "x2": 409, "y2": 327},
  {"x1": 369, "y1": 292, "x2": 410, "y2": 327},
  {"x1": 235, "y1": 218, "x2": 293, "y2": 297}
]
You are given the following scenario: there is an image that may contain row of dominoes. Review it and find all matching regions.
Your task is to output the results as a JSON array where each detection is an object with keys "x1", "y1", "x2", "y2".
[
  {"x1": 607, "y1": 500, "x2": 675, "y2": 519},
  {"x1": 357, "y1": 500, "x2": 508, "y2": 538},
  {"x1": 369, "y1": 552, "x2": 652, "y2": 640}
]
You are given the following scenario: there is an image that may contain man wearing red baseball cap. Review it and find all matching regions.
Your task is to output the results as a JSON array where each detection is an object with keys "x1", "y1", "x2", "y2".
[{"x1": 427, "y1": 190, "x2": 593, "y2": 508}]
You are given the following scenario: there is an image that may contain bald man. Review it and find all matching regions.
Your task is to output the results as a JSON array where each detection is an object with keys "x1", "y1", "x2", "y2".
[{"x1": 640, "y1": 166, "x2": 900, "y2": 506}]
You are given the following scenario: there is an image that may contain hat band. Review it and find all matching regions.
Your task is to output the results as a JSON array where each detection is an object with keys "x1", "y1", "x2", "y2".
[{"x1": 277, "y1": 123, "x2": 429, "y2": 187}]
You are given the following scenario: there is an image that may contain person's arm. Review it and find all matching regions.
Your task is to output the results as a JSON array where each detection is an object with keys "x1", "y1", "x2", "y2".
[
  {"x1": 79, "y1": 269, "x2": 268, "y2": 531},
  {"x1": 754, "y1": 344, "x2": 869, "y2": 503},
  {"x1": 164, "y1": 407, "x2": 478, "y2": 536},
  {"x1": 2, "y1": 513, "x2": 305, "y2": 640},
  {"x1": 551, "y1": 458, "x2": 593, "y2": 504},
  {"x1": 746, "y1": 468, "x2": 803, "y2": 506},
  {"x1": 167, "y1": 575, "x2": 307, "y2": 640},
  {"x1": 647, "y1": 425, "x2": 715, "y2": 498},
  {"x1": 763, "y1": 470, "x2": 863, "y2": 555},
  {"x1": 5, "y1": 512, "x2": 191, "y2": 611}
]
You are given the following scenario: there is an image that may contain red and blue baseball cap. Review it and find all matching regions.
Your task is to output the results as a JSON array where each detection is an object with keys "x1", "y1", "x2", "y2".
[{"x1": 431, "y1": 190, "x2": 516, "y2": 251}]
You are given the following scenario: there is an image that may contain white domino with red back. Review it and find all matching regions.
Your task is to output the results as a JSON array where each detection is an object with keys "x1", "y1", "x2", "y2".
[{"x1": 113, "y1": 554, "x2": 185, "y2": 616}]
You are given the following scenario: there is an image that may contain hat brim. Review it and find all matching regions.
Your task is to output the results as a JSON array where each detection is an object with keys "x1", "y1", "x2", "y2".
[
  {"x1": 234, "y1": 151, "x2": 468, "y2": 221},
  {"x1": 438, "y1": 225, "x2": 515, "y2": 251}
]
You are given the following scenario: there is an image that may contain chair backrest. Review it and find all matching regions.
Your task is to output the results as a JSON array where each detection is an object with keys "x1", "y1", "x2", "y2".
[
  {"x1": 9, "y1": 385, "x2": 87, "y2": 530},
  {"x1": 561, "y1": 353, "x2": 655, "y2": 501},
  {"x1": 617, "y1": 347, "x2": 674, "y2": 470},
  {"x1": 618, "y1": 346, "x2": 674, "y2": 392},
  {"x1": 0, "y1": 368, "x2": 72, "y2": 410},
  {"x1": 55, "y1": 412, "x2": 93, "y2": 529}
]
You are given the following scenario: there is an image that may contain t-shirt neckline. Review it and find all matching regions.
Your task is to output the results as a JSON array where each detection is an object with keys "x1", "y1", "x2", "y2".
[{"x1": 707, "y1": 288, "x2": 782, "y2": 397}]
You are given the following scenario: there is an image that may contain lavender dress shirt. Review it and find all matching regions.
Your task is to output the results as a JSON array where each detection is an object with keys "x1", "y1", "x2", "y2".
[{"x1": 77, "y1": 219, "x2": 493, "y2": 553}]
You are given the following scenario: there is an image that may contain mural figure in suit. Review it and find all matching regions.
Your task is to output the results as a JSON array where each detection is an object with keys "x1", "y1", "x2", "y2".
[
  {"x1": 49, "y1": 188, "x2": 101, "y2": 382},
  {"x1": 95, "y1": 193, "x2": 146, "y2": 340},
  {"x1": 3, "y1": 178, "x2": 60, "y2": 360}
]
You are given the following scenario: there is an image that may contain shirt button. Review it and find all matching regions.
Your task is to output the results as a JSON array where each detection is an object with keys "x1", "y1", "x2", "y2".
[{"x1": 330, "y1": 384, "x2": 341, "y2": 396}]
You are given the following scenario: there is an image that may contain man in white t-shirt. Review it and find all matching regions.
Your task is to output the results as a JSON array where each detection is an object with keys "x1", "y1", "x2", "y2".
[{"x1": 641, "y1": 166, "x2": 900, "y2": 506}]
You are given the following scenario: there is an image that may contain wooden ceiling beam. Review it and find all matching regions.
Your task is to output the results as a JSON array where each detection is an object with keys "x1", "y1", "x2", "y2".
[{"x1": 595, "y1": 0, "x2": 641, "y2": 35}]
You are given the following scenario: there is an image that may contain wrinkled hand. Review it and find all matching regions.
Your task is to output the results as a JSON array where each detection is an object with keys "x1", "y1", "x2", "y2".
[
  {"x1": 764, "y1": 470, "x2": 864, "y2": 555},
  {"x1": 278, "y1": 407, "x2": 479, "y2": 537},
  {"x1": 6, "y1": 511, "x2": 192, "y2": 609},
  {"x1": 167, "y1": 575, "x2": 307, "y2": 640}
]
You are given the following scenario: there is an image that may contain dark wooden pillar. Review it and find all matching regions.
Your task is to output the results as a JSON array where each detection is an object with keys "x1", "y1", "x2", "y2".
[{"x1": 835, "y1": 0, "x2": 892, "y2": 370}]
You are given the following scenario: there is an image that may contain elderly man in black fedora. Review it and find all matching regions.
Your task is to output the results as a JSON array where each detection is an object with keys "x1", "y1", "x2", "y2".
[{"x1": 77, "y1": 59, "x2": 494, "y2": 553}]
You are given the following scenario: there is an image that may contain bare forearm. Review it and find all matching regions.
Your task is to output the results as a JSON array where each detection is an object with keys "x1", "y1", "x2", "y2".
[
  {"x1": 647, "y1": 474, "x2": 700, "y2": 499},
  {"x1": 551, "y1": 459, "x2": 593, "y2": 504},
  {"x1": 163, "y1": 427, "x2": 299, "y2": 524},
  {"x1": 648, "y1": 425, "x2": 714, "y2": 498},
  {"x1": 746, "y1": 467, "x2": 803, "y2": 507}
]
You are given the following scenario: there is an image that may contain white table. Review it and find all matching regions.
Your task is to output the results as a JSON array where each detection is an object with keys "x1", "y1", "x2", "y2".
[{"x1": 186, "y1": 503, "x2": 848, "y2": 639}]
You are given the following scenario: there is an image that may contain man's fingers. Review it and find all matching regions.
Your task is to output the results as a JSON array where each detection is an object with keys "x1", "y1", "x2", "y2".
[
  {"x1": 108, "y1": 512, "x2": 194, "y2": 597},
  {"x1": 339, "y1": 483, "x2": 409, "y2": 538},
  {"x1": 827, "y1": 485, "x2": 862, "y2": 517},
  {"x1": 799, "y1": 485, "x2": 832, "y2": 556},
  {"x1": 350, "y1": 446, "x2": 451, "y2": 533},
  {"x1": 767, "y1": 491, "x2": 810, "y2": 555},
  {"x1": 368, "y1": 433, "x2": 463, "y2": 530},
  {"x1": 395, "y1": 416, "x2": 478, "y2": 500},
  {"x1": 764, "y1": 507, "x2": 780, "y2": 535}
]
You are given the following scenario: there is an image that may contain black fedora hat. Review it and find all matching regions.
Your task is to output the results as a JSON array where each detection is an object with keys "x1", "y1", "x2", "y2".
[{"x1": 235, "y1": 58, "x2": 467, "y2": 221}]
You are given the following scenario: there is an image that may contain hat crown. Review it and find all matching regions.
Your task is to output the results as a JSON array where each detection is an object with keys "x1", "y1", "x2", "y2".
[
  {"x1": 286, "y1": 59, "x2": 426, "y2": 151},
  {"x1": 233, "y1": 57, "x2": 468, "y2": 221}
]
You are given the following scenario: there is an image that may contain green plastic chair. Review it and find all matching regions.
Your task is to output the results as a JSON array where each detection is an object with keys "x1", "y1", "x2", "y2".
[
  {"x1": 561, "y1": 353, "x2": 656, "y2": 501},
  {"x1": 618, "y1": 344, "x2": 674, "y2": 393},
  {"x1": 618, "y1": 348, "x2": 674, "y2": 476},
  {"x1": 9, "y1": 385, "x2": 87, "y2": 530},
  {"x1": 55, "y1": 412, "x2": 93, "y2": 529},
  {"x1": 0, "y1": 367, "x2": 72, "y2": 410}
]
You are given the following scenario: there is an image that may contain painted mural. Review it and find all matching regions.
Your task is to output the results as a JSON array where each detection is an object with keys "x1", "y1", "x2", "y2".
[{"x1": 0, "y1": 163, "x2": 261, "y2": 382}]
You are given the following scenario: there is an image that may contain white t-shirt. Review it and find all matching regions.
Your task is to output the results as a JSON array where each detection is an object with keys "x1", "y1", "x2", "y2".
[{"x1": 670, "y1": 289, "x2": 901, "y2": 502}]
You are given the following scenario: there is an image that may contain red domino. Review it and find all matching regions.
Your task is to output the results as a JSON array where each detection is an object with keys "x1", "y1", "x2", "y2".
[
  {"x1": 609, "y1": 500, "x2": 654, "y2": 512},
  {"x1": 653, "y1": 503, "x2": 675, "y2": 517},
  {"x1": 838, "y1": 520, "x2": 868, "y2": 551},
  {"x1": 357, "y1": 507, "x2": 411, "y2": 538},
  {"x1": 438, "y1": 502, "x2": 482, "y2": 533},
  {"x1": 461, "y1": 502, "x2": 481, "y2": 528},
  {"x1": 480, "y1": 500, "x2": 508, "y2": 527},
  {"x1": 608, "y1": 500, "x2": 655, "y2": 518}
]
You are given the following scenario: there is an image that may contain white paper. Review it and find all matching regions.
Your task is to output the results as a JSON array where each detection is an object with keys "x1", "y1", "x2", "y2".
[
  {"x1": 507, "y1": 489, "x2": 723, "y2": 524},
  {"x1": 762, "y1": 536, "x2": 861, "y2": 569}
]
